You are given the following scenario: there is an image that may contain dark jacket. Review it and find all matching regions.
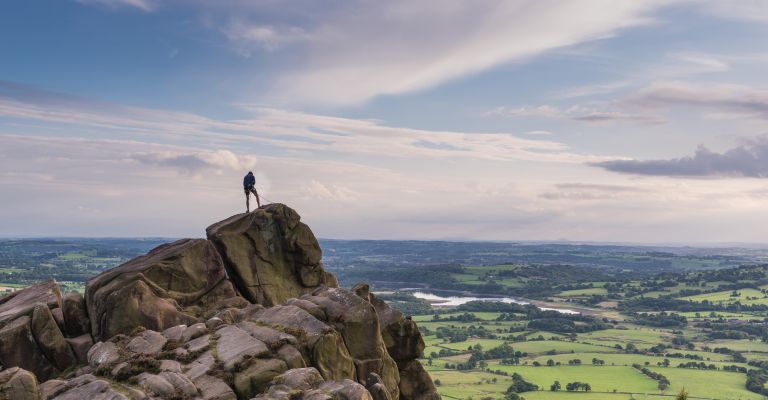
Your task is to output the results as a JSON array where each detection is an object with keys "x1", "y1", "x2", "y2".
[{"x1": 243, "y1": 174, "x2": 255, "y2": 188}]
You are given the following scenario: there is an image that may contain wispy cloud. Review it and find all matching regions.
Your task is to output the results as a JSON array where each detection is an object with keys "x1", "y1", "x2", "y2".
[
  {"x1": 540, "y1": 183, "x2": 644, "y2": 200},
  {"x1": 77, "y1": 0, "x2": 155, "y2": 12},
  {"x1": 554, "y1": 81, "x2": 632, "y2": 99},
  {"x1": 257, "y1": 0, "x2": 673, "y2": 106},
  {"x1": 592, "y1": 138, "x2": 768, "y2": 178},
  {"x1": 485, "y1": 104, "x2": 664, "y2": 125},
  {"x1": 130, "y1": 149, "x2": 257, "y2": 174},
  {"x1": 0, "y1": 80, "x2": 605, "y2": 164},
  {"x1": 222, "y1": 21, "x2": 310, "y2": 54},
  {"x1": 699, "y1": 1, "x2": 768, "y2": 23},
  {"x1": 622, "y1": 81, "x2": 768, "y2": 121}
]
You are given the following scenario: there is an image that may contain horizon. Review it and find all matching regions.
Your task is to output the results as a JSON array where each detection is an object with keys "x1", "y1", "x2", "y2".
[
  {"x1": 5, "y1": 232, "x2": 768, "y2": 250},
  {"x1": 3, "y1": 1, "x2": 768, "y2": 242}
]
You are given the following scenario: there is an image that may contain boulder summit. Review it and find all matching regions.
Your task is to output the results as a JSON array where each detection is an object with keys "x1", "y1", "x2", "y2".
[{"x1": 0, "y1": 204, "x2": 440, "y2": 400}]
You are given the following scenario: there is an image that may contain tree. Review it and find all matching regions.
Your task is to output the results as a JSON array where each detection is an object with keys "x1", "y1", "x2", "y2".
[
  {"x1": 434, "y1": 379, "x2": 442, "y2": 387},
  {"x1": 550, "y1": 381, "x2": 561, "y2": 391},
  {"x1": 547, "y1": 359, "x2": 555, "y2": 366}
]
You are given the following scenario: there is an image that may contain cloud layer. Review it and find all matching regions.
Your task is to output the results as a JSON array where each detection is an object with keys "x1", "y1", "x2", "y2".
[{"x1": 593, "y1": 139, "x2": 768, "y2": 178}]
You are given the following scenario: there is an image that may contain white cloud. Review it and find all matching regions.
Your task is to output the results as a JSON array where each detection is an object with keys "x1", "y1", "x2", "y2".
[
  {"x1": 130, "y1": 149, "x2": 258, "y2": 174},
  {"x1": 261, "y1": 0, "x2": 673, "y2": 106}
]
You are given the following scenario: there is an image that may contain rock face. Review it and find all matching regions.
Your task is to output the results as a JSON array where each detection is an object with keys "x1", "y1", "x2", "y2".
[
  {"x1": 86, "y1": 238, "x2": 241, "y2": 340},
  {"x1": 206, "y1": 204, "x2": 337, "y2": 306},
  {"x1": 0, "y1": 204, "x2": 441, "y2": 400}
]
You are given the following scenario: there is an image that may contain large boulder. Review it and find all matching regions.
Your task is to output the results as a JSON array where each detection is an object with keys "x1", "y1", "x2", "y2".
[
  {"x1": 86, "y1": 238, "x2": 240, "y2": 340},
  {"x1": 0, "y1": 367, "x2": 40, "y2": 400},
  {"x1": 39, "y1": 374, "x2": 134, "y2": 400},
  {"x1": 0, "y1": 281, "x2": 68, "y2": 381},
  {"x1": 61, "y1": 292, "x2": 89, "y2": 337},
  {"x1": 0, "y1": 316, "x2": 56, "y2": 380},
  {"x1": 369, "y1": 292, "x2": 424, "y2": 363},
  {"x1": 31, "y1": 303, "x2": 78, "y2": 372},
  {"x1": 0, "y1": 280, "x2": 61, "y2": 327},
  {"x1": 206, "y1": 204, "x2": 336, "y2": 306}
]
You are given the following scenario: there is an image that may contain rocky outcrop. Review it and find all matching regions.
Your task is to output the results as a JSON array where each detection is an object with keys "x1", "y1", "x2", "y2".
[
  {"x1": 303, "y1": 287, "x2": 400, "y2": 399},
  {"x1": 0, "y1": 204, "x2": 440, "y2": 400},
  {"x1": 206, "y1": 204, "x2": 337, "y2": 306},
  {"x1": 86, "y1": 238, "x2": 243, "y2": 340}
]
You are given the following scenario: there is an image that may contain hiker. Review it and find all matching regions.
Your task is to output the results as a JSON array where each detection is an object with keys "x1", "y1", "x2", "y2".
[{"x1": 243, "y1": 171, "x2": 260, "y2": 212}]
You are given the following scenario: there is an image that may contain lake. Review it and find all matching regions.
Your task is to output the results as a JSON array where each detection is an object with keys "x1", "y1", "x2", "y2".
[{"x1": 410, "y1": 291, "x2": 580, "y2": 314}]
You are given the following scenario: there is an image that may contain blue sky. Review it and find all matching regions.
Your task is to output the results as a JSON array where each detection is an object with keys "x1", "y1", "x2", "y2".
[{"x1": 3, "y1": 0, "x2": 768, "y2": 242}]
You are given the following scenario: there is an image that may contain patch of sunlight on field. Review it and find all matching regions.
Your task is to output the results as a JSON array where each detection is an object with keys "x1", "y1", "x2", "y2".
[
  {"x1": 700, "y1": 339, "x2": 768, "y2": 353},
  {"x1": 411, "y1": 312, "x2": 504, "y2": 322},
  {"x1": 578, "y1": 327, "x2": 672, "y2": 347},
  {"x1": 511, "y1": 340, "x2": 618, "y2": 355},
  {"x1": 649, "y1": 367, "x2": 762, "y2": 400},
  {"x1": 489, "y1": 364, "x2": 659, "y2": 393},
  {"x1": 524, "y1": 392, "x2": 647, "y2": 399},
  {"x1": 438, "y1": 338, "x2": 508, "y2": 351},
  {"x1": 682, "y1": 288, "x2": 768, "y2": 306}
]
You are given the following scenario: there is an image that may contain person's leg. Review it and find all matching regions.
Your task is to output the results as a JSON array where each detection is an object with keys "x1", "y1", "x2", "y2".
[
  {"x1": 245, "y1": 191, "x2": 250, "y2": 212},
  {"x1": 253, "y1": 188, "x2": 261, "y2": 207}
]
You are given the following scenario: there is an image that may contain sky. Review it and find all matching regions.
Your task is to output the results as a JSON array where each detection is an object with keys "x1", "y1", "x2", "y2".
[{"x1": 2, "y1": 1, "x2": 768, "y2": 243}]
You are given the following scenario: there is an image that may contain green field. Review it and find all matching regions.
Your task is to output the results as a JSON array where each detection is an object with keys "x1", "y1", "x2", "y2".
[
  {"x1": 682, "y1": 289, "x2": 768, "y2": 306},
  {"x1": 558, "y1": 287, "x2": 608, "y2": 297},
  {"x1": 417, "y1": 303, "x2": 762, "y2": 400},
  {"x1": 492, "y1": 365, "x2": 659, "y2": 393},
  {"x1": 424, "y1": 366, "x2": 513, "y2": 400},
  {"x1": 412, "y1": 312, "x2": 504, "y2": 322},
  {"x1": 511, "y1": 340, "x2": 617, "y2": 355},
  {"x1": 525, "y1": 352, "x2": 745, "y2": 368},
  {"x1": 649, "y1": 367, "x2": 763, "y2": 400}
]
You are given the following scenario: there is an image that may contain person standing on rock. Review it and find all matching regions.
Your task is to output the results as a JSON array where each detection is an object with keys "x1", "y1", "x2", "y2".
[{"x1": 243, "y1": 171, "x2": 260, "y2": 212}]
